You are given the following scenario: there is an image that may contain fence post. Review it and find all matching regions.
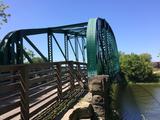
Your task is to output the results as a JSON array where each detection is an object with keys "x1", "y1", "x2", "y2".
[
  {"x1": 75, "y1": 62, "x2": 85, "y2": 88},
  {"x1": 20, "y1": 65, "x2": 29, "y2": 120},
  {"x1": 83, "y1": 63, "x2": 88, "y2": 84},
  {"x1": 56, "y1": 63, "x2": 62, "y2": 100},
  {"x1": 68, "y1": 61, "x2": 74, "y2": 90}
]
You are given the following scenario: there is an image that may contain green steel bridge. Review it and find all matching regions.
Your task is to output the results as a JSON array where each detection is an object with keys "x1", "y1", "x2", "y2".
[
  {"x1": 0, "y1": 18, "x2": 153, "y2": 120},
  {"x1": 0, "y1": 17, "x2": 119, "y2": 77}
]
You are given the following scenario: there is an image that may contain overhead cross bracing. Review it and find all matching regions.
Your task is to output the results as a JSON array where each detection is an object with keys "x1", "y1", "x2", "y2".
[
  {"x1": 0, "y1": 18, "x2": 120, "y2": 79},
  {"x1": 0, "y1": 17, "x2": 120, "y2": 120},
  {"x1": 0, "y1": 22, "x2": 88, "y2": 64}
]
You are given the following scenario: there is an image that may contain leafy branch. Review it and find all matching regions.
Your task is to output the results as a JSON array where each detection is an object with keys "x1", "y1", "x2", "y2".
[{"x1": 0, "y1": 1, "x2": 10, "y2": 28}]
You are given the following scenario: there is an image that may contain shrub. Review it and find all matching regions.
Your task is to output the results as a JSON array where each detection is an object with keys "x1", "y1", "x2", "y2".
[{"x1": 119, "y1": 53, "x2": 153, "y2": 82}]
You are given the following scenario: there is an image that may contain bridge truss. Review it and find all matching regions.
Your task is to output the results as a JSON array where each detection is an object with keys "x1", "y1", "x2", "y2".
[
  {"x1": 0, "y1": 18, "x2": 120, "y2": 119},
  {"x1": 0, "y1": 18, "x2": 119, "y2": 78}
]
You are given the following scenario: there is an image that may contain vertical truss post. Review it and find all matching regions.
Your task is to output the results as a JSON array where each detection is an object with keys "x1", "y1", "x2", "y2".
[
  {"x1": 1, "y1": 21, "x2": 88, "y2": 65},
  {"x1": 11, "y1": 38, "x2": 15, "y2": 64},
  {"x1": 75, "y1": 35, "x2": 79, "y2": 61},
  {"x1": 48, "y1": 30, "x2": 53, "y2": 62},
  {"x1": 82, "y1": 37, "x2": 85, "y2": 63},
  {"x1": 4, "y1": 40, "x2": 10, "y2": 64},
  {"x1": 16, "y1": 32, "x2": 23, "y2": 64},
  {"x1": 64, "y1": 33, "x2": 69, "y2": 61}
]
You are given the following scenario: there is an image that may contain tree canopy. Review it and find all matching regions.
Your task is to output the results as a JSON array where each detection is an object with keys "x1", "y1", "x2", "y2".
[
  {"x1": 24, "y1": 48, "x2": 44, "y2": 63},
  {"x1": 119, "y1": 52, "x2": 153, "y2": 82}
]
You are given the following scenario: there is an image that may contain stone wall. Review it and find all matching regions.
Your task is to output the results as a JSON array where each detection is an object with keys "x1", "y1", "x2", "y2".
[{"x1": 89, "y1": 75, "x2": 109, "y2": 120}]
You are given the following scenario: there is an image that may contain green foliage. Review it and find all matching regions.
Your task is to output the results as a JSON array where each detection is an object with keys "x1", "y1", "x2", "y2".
[
  {"x1": 139, "y1": 53, "x2": 152, "y2": 62},
  {"x1": 26, "y1": 49, "x2": 35, "y2": 58},
  {"x1": 24, "y1": 48, "x2": 44, "y2": 63},
  {"x1": 0, "y1": 1, "x2": 10, "y2": 28},
  {"x1": 32, "y1": 57, "x2": 44, "y2": 63},
  {"x1": 119, "y1": 53, "x2": 153, "y2": 82}
]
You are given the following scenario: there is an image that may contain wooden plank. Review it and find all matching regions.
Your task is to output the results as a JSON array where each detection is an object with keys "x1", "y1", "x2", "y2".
[
  {"x1": 29, "y1": 84, "x2": 57, "y2": 99},
  {"x1": 0, "y1": 74, "x2": 20, "y2": 81},
  {"x1": 0, "y1": 61, "x2": 87, "y2": 119},
  {"x1": 0, "y1": 65, "x2": 23, "y2": 72},
  {"x1": 0, "y1": 82, "x2": 19, "y2": 94},
  {"x1": 0, "y1": 92, "x2": 19, "y2": 101},
  {"x1": 29, "y1": 74, "x2": 54, "y2": 85},
  {"x1": 29, "y1": 80, "x2": 57, "y2": 92},
  {"x1": 62, "y1": 84, "x2": 70, "y2": 91},
  {"x1": 30, "y1": 90, "x2": 57, "y2": 108},
  {"x1": 62, "y1": 79, "x2": 70, "y2": 85},
  {"x1": 0, "y1": 101, "x2": 20, "y2": 115},
  {"x1": 27, "y1": 63, "x2": 54, "y2": 69},
  {"x1": 29, "y1": 69, "x2": 53, "y2": 76},
  {"x1": 30, "y1": 96, "x2": 57, "y2": 118},
  {"x1": 3, "y1": 111, "x2": 20, "y2": 120}
]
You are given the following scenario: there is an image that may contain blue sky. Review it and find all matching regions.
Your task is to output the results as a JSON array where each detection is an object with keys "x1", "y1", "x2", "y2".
[{"x1": 1, "y1": 0, "x2": 160, "y2": 61}]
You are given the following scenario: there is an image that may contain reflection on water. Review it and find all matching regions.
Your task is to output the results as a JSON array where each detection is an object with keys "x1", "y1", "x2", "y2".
[
  {"x1": 131, "y1": 84, "x2": 160, "y2": 120},
  {"x1": 119, "y1": 84, "x2": 160, "y2": 120}
]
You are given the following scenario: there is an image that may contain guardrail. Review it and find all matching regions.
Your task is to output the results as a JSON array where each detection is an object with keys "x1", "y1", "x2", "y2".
[{"x1": 0, "y1": 61, "x2": 87, "y2": 120}]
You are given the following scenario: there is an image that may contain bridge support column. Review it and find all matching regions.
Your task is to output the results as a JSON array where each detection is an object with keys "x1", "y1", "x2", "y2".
[{"x1": 89, "y1": 75, "x2": 109, "y2": 120}]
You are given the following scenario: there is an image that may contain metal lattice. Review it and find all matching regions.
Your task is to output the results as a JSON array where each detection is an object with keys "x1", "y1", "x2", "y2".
[
  {"x1": 87, "y1": 18, "x2": 120, "y2": 78},
  {"x1": 0, "y1": 18, "x2": 120, "y2": 78}
]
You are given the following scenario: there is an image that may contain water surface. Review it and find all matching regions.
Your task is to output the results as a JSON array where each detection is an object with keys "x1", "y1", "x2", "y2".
[{"x1": 119, "y1": 84, "x2": 160, "y2": 120}]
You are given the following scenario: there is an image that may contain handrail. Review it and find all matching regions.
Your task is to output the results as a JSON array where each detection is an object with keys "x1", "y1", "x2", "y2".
[{"x1": 0, "y1": 61, "x2": 87, "y2": 120}]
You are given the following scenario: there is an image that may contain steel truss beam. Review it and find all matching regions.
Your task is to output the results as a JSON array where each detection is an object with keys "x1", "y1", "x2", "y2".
[
  {"x1": 0, "y1": 22, "x2": 87, "y2": 65},
  {"x1": 0, "y1": 18, "x2": 120, "y2": 81},
  {"x1": 87, "y1": 18, "x2": 120, "y2": 78}
]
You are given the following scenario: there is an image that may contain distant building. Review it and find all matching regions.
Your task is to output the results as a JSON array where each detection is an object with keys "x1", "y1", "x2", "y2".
[{"x1": 152, "y1": 62, "x2": 160, "y2": 68}]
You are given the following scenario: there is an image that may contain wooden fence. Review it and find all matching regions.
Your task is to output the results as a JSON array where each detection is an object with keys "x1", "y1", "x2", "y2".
[{"x1": 0, "y1": 61, "x2": 87, "y2": 120}]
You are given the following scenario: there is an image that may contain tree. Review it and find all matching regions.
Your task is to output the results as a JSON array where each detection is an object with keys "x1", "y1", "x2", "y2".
[
  {"x1": 119, "y1": 53, "x2": 153, "y2": 82},
  {"x1": 0, "y1": 1, "x2": 10, "y2": 28},
  {"x1": 140, "y1": 53, "x2": 152, "y2": 62},
  {"x1": 32, "y1": 57, "x2": 44, "y2": 63},
  {"x1": 24, "y1": 48, "x2": 44, "y2": 63}
]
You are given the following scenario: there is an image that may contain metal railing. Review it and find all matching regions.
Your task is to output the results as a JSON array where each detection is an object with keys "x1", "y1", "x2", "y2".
[{"x1": 0, "y1": 61, "x2": 87, "y2": 120}]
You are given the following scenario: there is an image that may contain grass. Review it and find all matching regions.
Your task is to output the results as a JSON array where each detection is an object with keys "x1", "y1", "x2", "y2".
[{"x1": 153, "y1": 68, "x2": 160, "y2": 74}]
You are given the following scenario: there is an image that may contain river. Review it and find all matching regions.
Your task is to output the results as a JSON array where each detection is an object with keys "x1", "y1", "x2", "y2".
[{"x1": 119, "y1": 84, "x2": 160, "y2": 120}]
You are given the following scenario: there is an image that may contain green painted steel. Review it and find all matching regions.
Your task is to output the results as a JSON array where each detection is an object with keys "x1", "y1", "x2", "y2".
[
  {"x1": 86, "y1": 19, "x2": 98, "y2": 76},
  {"x1": 0, "y1": 17, "x2": 120, "y2": 79},
  {"x1": 86, "y1": 18, "x2": 120, "y2": 78},
  {"x1": 0, "y1": 23, "x2": 87, "y2": 65}
]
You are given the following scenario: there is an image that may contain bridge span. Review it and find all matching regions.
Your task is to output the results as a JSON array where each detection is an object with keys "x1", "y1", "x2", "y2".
[
  {"x1": 0, "y1": 17, "x2": 120, "y2": 119},
  {"x1": 1, "y1": 18, "x2": 159, "y2": 120}
]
